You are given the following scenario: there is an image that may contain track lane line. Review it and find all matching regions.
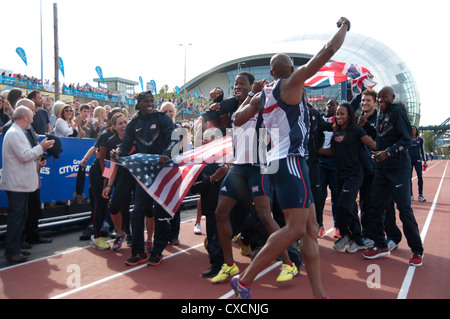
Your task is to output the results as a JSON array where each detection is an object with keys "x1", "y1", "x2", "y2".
[
  {"x1": 50, "y1": 242, "x2": 205, "y2": 299},
  {"x1": 397, "y1": 161, "x2": 448, "y2": 299}
]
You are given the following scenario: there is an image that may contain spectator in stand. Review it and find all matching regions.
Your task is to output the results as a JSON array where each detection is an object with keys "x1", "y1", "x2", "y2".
[
  {"x1": 91, "y1": 100, "x2": 99, "y2": 108},
  {"x1": 78, "y1": 104, "x2": 92, "y2": 137},
  {"x1": 104, "y1": 105, "x2": 111, "y2": 116},
  {"x1": 73, "y1": 100, "x2": 81, "y2": 116},
  {"x1": 0, "y1": 95, "x2": 12, "y2": 133},
  {"x1": 88, "y1": 102, "x2": 95, "y2": 118},
  {"x1": 28, "y1": 90, "x2": 51, "y2": 135},
  {"x1": 54, "y1": 104, "x2": 84, "y2": 138},
  {"x1": 42, "y1": 94, "x2": 54, "y2": 116},
  {"x1": 49, "y1": 101, "x2": 65, "y2": 131},
  {"x1": 6, "y1": 88, "x2": 23, "y2": 114},
  {"x1": 1, "y1": 90, "x2": 14, "y2": 116},
  {"x1": 84, "y1": 106, "x2": 107, "y2": 139}
]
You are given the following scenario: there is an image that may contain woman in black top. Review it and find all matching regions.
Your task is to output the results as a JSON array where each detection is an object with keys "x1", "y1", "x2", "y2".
[
  {"x1": 102, "y1": 112, "x2": 135, "y2": 251},
  {"x1": 319, "y1": 103, "x2": 376, "y2": 253},
  {"x1": 88, "y1": 109, "x2": 124, "y2": 249}
]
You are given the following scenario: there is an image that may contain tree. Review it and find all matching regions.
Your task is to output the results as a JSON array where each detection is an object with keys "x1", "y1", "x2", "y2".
[
  {"x1": 158, "y1": 84, "x2": 169, "y2": 95},
  {"x1": 422, "y1": 131, "x2": 436, "y2": 153}
]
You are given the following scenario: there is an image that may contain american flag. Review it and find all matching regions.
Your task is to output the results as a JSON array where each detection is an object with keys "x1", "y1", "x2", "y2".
[
  {"x1": 305, "y1": 62, "x2": 376, "y2": 93},
  {"x1": 112, "y1": 135, "x2": 233, "y2": 216},
  {"x1": 102, "y1": 160, "x2": 116, "y2": 179}
]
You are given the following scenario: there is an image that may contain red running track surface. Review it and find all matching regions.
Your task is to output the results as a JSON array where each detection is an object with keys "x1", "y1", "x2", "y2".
[{"x1": 0, "y1": 161, "x2": 449, "y2": 300}]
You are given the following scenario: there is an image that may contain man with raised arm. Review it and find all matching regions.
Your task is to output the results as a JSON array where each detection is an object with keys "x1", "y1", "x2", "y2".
[{"x1": 231, "y1": 17, "x2": 351, "y2": 299}]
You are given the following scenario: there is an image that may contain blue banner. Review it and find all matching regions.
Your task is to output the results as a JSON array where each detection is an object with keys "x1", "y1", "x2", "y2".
[
  {"x1": 59, "y1": 57, "x2": 65, "y2": 77},
  {"x1": 0, "y1": 136, "x2": 96, "y2": 207},
  {"x1": 139, "y1": 76, "x2": 144, "y2": 91},
  {"x1": 95, "y1": 66, "x2": 104, "y2": 83},
  {"x1": 61, "y1": 87, "x2": 135, "y2": 105},
  {"x1": 175, "y1": 86, "x2": 180, "y2": 97},
  {"x1": 16, "y1": 47, "x2": 27, "y2": 66},
  {"x1": 194, "y1": 90, "x2": 199, "y2": 102}
]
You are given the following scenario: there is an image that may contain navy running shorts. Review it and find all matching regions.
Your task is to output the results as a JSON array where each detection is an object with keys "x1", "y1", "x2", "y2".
[
  {"x1": 268, "y1": 156, "x2": 312, "y2": 210},
  {"x1": 219, "y1": 164, "x2": 269, "y2": 201}
]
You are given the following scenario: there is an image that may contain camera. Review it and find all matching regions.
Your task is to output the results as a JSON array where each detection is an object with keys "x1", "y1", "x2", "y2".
[{"x1": 40, "y1": 152, "x2": 48, "y2": 161}]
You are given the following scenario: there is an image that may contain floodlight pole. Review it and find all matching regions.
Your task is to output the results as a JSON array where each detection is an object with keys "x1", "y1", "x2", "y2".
[{"x1": 53, "y1": 3, "x2": 60, "y2": 100}]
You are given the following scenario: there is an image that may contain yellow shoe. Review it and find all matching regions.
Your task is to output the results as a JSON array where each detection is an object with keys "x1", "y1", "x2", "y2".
[
  {"x1": 90, "y1": 236, "x2": 110, "y2": 250},
  {"x1": 211, "y1": 263, "x2": 239, "y2": 284},
  {"x1": 276, "y1": 264, "x2": 298, "y2": 282}
]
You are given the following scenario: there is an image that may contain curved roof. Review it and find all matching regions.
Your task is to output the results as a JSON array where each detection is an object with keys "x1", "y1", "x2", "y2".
[
  {"x1": 182, "y1": 53, "x2": 313, "y2": 90},
  {"x1": 182, "y1": 33, "x2": 421, "y2": 125}
]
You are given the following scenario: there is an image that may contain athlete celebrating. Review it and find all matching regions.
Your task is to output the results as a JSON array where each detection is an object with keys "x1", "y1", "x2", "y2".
[{"x1": 231, "y1": 17, "x2": 351, "y2": 299}]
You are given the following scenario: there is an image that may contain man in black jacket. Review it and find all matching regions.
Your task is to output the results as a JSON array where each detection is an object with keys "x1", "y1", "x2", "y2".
[
  {"x1": 190, "y1": 142, "x2": 229, "y2": 278},
  {"x1": 362, "y1": 86, "x2": 424, "y2": 266},
  {"x1": 114, "y1": 91, "x2": 177, "y2": 266}
]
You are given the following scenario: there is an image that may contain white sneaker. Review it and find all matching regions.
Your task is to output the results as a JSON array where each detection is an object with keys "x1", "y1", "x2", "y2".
[
  {"x1": 333, "y1": 235, "x2": 350, "y2": 252},
  {"x1": 411, "y1": 195, "x2": 415, "y2": 201},
  {"x1": 418, "y1": 195, "x2": 426, "y2": 202},
  {"x1": 363, "y1": 237, "x2": 375, "y2": 248},
  {"x1": 345, "y1": 240, "x2": 366, "y2": 253},
  {"x1": 194, "y1": 223, "x2": 202, "y2": 235},
  {"x1": 387, "y1": 238, "x2": 398, "y2": 251}
]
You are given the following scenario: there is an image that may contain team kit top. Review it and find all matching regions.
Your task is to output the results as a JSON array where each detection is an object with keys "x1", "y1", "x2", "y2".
[{"x1": 259, "y1": 79, "x2": 310, "y2": 164}]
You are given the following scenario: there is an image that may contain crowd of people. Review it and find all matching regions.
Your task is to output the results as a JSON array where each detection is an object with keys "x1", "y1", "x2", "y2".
[{"x1": 0, "y1": 17, "x2": 433, "y2": 299}]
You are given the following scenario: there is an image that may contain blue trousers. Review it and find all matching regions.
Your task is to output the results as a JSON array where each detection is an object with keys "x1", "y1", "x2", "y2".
[{"x1": 5, "y1": 191, "x2": 30, "y2": 257}]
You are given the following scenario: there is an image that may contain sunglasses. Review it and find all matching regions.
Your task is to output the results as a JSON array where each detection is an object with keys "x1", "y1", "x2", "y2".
[{"x1": 64, "y1": 109, "x2": 74, "y2": 113}]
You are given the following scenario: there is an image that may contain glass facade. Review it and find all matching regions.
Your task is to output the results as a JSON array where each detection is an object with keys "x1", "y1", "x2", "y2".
[
  {"x1": 227, "y1": 65, "x2": 341, "y2": 112},
  {"x1": 185, "y1": 33, "x2": 421, "y2": 125},
  {"x1": 286, "y1": 33, "x2": 421, "y2": 125}
]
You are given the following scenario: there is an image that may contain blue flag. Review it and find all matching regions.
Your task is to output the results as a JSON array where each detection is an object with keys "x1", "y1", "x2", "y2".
[
  {"x1": 95, "y1": 66, "x2": 104, "y2": 83},
  {"x1": 175, "y1": 86, "x2": 180, "y2": 97},
  {"x1": 16, "y1": 47, "x2": 27, "y2": 66},
  {"x1": 194, "y1": 90, "x2": 199, "y2": 102},
  {"x1": 139, "y1": 76, "x2": 144, "y2": 91},
  {"x1": 59, "y1": 57, "x2": 65, "y2": 77}
]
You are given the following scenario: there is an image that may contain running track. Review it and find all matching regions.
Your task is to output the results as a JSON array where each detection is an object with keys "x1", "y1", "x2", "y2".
[{"x1": 0, "y1": 160, "x2": 449, "y2": 300}]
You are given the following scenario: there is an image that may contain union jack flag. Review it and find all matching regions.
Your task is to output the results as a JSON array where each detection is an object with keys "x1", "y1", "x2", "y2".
[
  {"x1": 111, "y1": 135, "x2": 233, "y2": 216},
  {"x1": 305, "y1": 65, "x2": 348, "y2": 89},
  {"x1": 305, "y1": 62, "x2": 376, "y2": 94}
]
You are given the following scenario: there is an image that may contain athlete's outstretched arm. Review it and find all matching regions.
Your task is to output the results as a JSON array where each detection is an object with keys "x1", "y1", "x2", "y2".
[{"x1": 281, "y1": 17, "x2": 351, "y2": 105}]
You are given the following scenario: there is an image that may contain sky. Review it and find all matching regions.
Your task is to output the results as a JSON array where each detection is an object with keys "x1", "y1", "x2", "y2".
[{"x1": 1, "y1": 0, "x2": 448, "y2": 126}]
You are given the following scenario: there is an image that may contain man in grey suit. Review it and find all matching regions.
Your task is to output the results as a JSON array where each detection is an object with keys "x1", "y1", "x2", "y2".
[{"x1": 0, "y1": 106, "x2": 54, "y2": 263}]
